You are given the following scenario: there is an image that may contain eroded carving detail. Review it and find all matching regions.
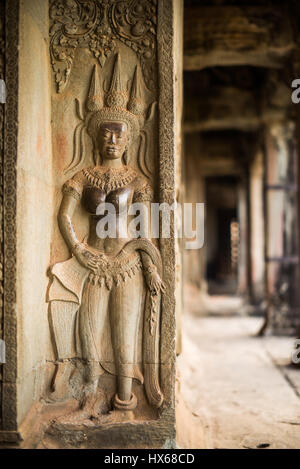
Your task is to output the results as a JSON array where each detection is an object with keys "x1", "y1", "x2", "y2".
[
  {"x1": 109, "y1": 0, "x2": 157, "y2": 91},
  {"x1": 2, "y1": 0, "x2": 19, "y2": 432},
  {"x1": 50, "y1": 0, "x2": 157, "y2": 93},
  {"x1": 0, "y1": 0, "x2": 5, "y2": 350},
  {"x1": 0, "y1": 0, "x2": 4, "y2": 430},
  {"x1": 48, "y1": 54, "x2": 163, "y2": 419}
]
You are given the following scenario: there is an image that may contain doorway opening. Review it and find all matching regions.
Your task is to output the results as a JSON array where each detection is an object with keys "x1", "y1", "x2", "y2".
[{"x1": 205, "y1": 175, "x2": 239, "y2": 295}]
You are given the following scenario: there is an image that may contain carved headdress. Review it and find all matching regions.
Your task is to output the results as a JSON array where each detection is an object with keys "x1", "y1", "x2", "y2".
[
  {"x1": 87, "y1": 53, "x2": 144, "y2": 145},
  {"x1": 65, "y1": 53, "x2": 153, "y2": 175}
]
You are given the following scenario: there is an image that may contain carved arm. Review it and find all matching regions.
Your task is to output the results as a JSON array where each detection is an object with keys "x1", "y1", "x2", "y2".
[{"x1": 58, "y1": 194, "x2": 81, "y2": 253}]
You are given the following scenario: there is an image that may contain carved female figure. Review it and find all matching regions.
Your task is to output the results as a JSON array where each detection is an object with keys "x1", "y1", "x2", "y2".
[{"x1": 48, "y1": 54, "x2": 164, "y2": 416}]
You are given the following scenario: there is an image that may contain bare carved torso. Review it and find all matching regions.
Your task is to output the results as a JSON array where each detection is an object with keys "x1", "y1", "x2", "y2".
[
  {"x1": 63, "y1": 165, "x2": 153, "y2": 257},
  {"x1": 83, "y1": 184, "x2": 134, "y2": 256}
]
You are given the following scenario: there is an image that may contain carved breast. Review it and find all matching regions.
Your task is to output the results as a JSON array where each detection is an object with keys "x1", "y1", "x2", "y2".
[{"x1": 81, "y1": 185, "x2": 134, "y2": 216}]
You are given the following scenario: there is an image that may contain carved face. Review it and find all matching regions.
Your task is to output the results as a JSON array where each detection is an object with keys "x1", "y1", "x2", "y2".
[{"x1": 98, "y1": 121, "x2": 128, "y2": 161}]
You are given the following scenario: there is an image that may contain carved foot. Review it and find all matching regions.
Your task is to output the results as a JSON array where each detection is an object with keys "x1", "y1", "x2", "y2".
[
  {"x1": 79, "y1": 392, "x2": 102, "y2": 419},
  {"x1": 54, "y1": 393, "x2": 102, "y2": 424},
  {"x1": 52, "y1": 389, "x2": 110, "y2": 425},
  {"x1": 83, "y1": 361, "x2": 100, "y2": 385},
  {"x1": 50, "y1": 361, "x2": 73, "y2": 401},
  {"x1": 113, "y1": 392, "x2": 137, "y2": 411}
]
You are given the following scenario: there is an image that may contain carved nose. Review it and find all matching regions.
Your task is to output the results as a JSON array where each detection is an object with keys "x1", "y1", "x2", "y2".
[{"x1": 110, "y1": 133, "x2": 116, "y2": 144}]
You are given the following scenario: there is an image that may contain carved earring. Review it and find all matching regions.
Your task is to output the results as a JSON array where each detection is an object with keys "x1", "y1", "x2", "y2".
[
  {"x1": 123, "y1": 148, "x2": 129, "y2": 165},
  {"x1": 94, "y1": 142, "x2": 101, "y2": 165}
]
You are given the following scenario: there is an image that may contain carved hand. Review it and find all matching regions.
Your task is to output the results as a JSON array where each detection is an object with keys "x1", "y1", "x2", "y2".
[
  {"x1": 144, "y1": 266, "x2": 166, "y2": 296},
  {"x1": 73, "y1": 243, "x2": 101, "y2": 272}
]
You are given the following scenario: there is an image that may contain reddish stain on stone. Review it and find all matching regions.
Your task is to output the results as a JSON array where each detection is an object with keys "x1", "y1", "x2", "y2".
[
  {"x1": 56, "y1": 133, "x2": 68, "y2": 170},
  {"x1": 36, "y1": 134, "x2": 42, "y2": 156}
]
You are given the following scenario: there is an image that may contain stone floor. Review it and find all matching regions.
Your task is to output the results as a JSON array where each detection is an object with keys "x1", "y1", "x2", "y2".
[{"x1": 177, "y1": 295, "x2": 300, "y2": 449}]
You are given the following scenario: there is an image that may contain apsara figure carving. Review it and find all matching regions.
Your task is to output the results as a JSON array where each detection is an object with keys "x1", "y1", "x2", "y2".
[{"x1": 48, "y1": 53, "x2": 164, "y2": 417}]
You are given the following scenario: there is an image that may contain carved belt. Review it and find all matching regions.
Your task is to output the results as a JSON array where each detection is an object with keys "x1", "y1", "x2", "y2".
[{"x1": 87, "y1": 249, "x2": 142, "y2": 290}]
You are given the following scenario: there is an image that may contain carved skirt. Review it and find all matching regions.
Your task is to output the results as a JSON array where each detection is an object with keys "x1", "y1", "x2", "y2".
[
  {"x1": 79, "y1": 265, "x2": 145, "y2": 382},
  {"x1": 48, "y1": 249, "x2": 145, "y2": 382}
]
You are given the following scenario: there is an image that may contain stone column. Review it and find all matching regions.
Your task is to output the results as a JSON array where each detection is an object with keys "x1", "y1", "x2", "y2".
[
  {"x1": 237, "y1": 175, "x2": 249, "y2": 298},
  {"x1": 183, "y1": 133, "x2": 206, "y2": 292},
  {"x1": 294, "y1": 50, "x2": 300, "y2": 337},
  {"x1": 0, "y1": 0, "x2": 20, "y2": 445},
  {"x1": 174, "y1": 0, "x2": 184, "y2": 356},
  {"x1": 261, "y1": 122, "x2": 300, "y2": 335},
  {"x1": 249, "y1": 147, "x2": 265, "y2": 307},
  {"x1": 1, "y1": 0, "x2": 181, "y2": 449}
]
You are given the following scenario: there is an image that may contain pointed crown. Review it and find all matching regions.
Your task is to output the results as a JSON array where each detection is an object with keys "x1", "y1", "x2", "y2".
[{"x1": 87, "y1": 53, "x2": 145, "y2": 144}]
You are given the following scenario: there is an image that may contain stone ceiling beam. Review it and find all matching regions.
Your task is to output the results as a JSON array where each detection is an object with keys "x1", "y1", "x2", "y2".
[
  {"x1": 184, "y1": 6, "x2": 294, "y2": 70},
  {"x1": 183, "y1": 118, "x2": 261, "y2": 133}
]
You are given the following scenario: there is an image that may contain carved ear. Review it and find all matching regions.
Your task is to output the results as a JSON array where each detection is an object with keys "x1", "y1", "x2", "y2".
[{"x1": 94, "y1": 147, "x2": 102, "y2": 166}]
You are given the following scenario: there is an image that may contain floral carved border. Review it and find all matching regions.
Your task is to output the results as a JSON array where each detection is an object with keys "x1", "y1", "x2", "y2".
[
  {"x1": 0, "y1": 0, "x2": 5, "y2": 432},
  {"x1": 0, "y1": 0, "x2": 19, "y2": 439},
  {"x1": 49, "y1": 0, "x2": 157, "y2": 93}
]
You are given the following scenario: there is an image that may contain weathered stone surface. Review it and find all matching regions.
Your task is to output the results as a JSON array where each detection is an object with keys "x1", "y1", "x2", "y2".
[
  {"x1": 1, "y1": 0, "x2": 19, "y2": 436},
  {"x1": 0, "y1": 0, "x2": 5, "y2": 433},
  {"x1": 16, "y1": 0, "x2": 54, "y2": 427}
]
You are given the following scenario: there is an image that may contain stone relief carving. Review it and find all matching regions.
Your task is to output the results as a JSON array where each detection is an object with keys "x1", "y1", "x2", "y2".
[
  {"x1": 2, "y1": 0, "x2": 19, "y2": 433},
  {"x1": 50, "y1": 0, "x2": 157, "y2": 93},
  {"x1": 0, "y1": 0, "x2": 4, "y2": 351},
  {"x1": 0, "y1": 0, "x2": 4, "y2": 430},
  {"x1": 47, "y1": 53, "x2": 164, "y2": 419}
]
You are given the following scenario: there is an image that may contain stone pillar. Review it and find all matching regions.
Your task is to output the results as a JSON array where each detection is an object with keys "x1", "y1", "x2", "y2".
[
  {"x1": 261, "y1": 122, "x2": 300, "y2": 335},
  {"x1": 294, "y1": 50, "x2": 300, "y2": 338},
  {"x1": 183, "y1": 133, "x2": 206, "y2": 291},
  {"x1": 0, "y1": 0, "x2": 54, "y2": 446},
  {"x1": 237, "y1": 175, "x2": 249, "y2": 298},
  {"x1": 0, "y1": 0, "x2": 180, "y2": 449},
  {"x1": 0, "y1": 0, "x2": 20, "y2": 445},
  {"x1": 174, "y1": 0, "x2": 183, "y2": 356},
  {"x1": 249, "y1": 148, "x2": 265, "y2": 306}
]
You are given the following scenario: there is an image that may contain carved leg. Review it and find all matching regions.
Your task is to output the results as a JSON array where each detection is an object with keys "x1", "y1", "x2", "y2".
[
  {"x1": 109, "y1": 270, "x2": 144, "y2": 410},
  {"x1": 49, "y1": 300, "x2": 79, "y2": 400},
  {"x1": 78, "y1": 280, "x2": 109, "y2": 414},
  {"x1": 118, "y1": 376, "x2": 132, "y2": 401},
  {"x1": 50, "y1": 360, "x2": 73, "y2": 401}
]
